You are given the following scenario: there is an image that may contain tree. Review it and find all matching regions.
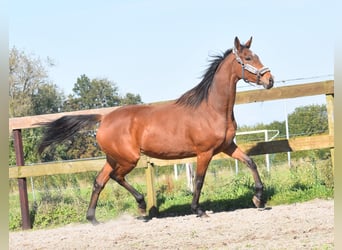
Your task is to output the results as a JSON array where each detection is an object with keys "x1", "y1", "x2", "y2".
[
  {"x1": 287, "y1": 104, "x2": 330, "y2": 160},
  {"x1": 120, "y1": 93, "x2": 142, "y2": 105},
  {"x1": 288, "y1": 104, "x2": 328, "y2": 137},
  {"x1": 9, "y1": 48, "x2": 65, "y2": 165},
  {"x1": 9, "y1": 47, "x2": 60, "y2": 117},
  {"x1": 57, "y1": 74, "x2": 144, "y2": 160},
  {"x1": 63, "y1": 74, "x2": 121, "y2": 111},
  {"x1": 31, "y1": 83, "x2": 64, "y2": 115},
  {"x1": 236, "y1": 105, "x2": 330, "y2": 164}
]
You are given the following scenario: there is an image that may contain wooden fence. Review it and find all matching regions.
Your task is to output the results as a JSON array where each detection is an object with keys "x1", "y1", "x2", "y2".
[{"x1": 9, "y1": 80, "x2": 334, "y2": 229}]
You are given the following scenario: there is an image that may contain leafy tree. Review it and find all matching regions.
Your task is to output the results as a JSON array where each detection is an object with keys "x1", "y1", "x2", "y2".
[
  {"x1": 287, "y1": 104, "x2": 330, "y2": 161},
  {"x1": 56, "y1": 74, "x2": 121, "y2": 160},
  {"x1": 9, "y1": 47, "x2": 60, "y2": 117},
  {"x1": 236, "y1": 104, "x2": 330, "y2": 164},
  {"x1": 9, "y1": 48, "x2": 64, "y2": 165},
  {"x1": 31, "y1": 83, "x2": 64, "y2": 115},
  {"x1": 56, "y1": 74, "x2": 143, "y2": 160},
  {"x1": 120, "y1": 93, "x2": 142, "y2": 105},
  {"x1": 238, "y1": 105, "x2": 328, "y2": 141},
  {"x1": 266, "y1": 121, "x2": 286, "y2": 137},
  {"x1": 63, "y1": 74, "x2": 121, "y2": 111},
  {"x1": 288, "y1": 104, "x2": 328, "y2": 137},
  {"x1": 238, "y1": 121, "x2": 286, "y2": 144}
]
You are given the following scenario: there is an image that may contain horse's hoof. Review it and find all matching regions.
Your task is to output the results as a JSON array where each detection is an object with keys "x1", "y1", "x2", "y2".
[
  {"x1": 198, "y1": 212, "x2": 209, "y2": 218},
  {"x1": 252, "y1": 195, "x2": 265, "y2": 209},
  {"x1": 87, "y1": 215, "x2": 100, "y2": 226},
  {"x1": 138, "y1": 207, "x2": 147, "y2": 216},
  {"x1": 195, "y1": 208, "x2": 209, "y2": 218},
  {"x1": 89, "y1": 218, "x2": 100, "y2": 226}
]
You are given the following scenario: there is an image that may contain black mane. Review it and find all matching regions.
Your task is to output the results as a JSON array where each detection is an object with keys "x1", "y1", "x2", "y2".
[{"x1": 176, "y1": 49, "x2": 232, "y2": 107}]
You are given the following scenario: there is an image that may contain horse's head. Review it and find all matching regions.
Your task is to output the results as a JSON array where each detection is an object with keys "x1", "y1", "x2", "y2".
[{"x1": 233, "y1": 36, "x2": 274, "y2": 89}]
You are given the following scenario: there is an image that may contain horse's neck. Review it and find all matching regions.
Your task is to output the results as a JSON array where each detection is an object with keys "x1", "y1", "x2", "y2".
[
  {"x1": 226, "y1": 80, "x2": 237, "y2": 120},
  {"x1": 208, "y1": 59, "x2": 239, "y2": 119}
]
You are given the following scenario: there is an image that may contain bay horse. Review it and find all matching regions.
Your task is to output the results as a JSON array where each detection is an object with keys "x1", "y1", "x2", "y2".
[{"x1": 38, "y1": 36, "x2": 274, "y2": 225}]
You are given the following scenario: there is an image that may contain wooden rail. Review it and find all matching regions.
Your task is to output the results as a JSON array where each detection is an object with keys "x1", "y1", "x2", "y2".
[
  {"x1": 9, "y1": 134, "x2": 333, "y2": 179},
  {"x1": 9, "y1": 80, "x2": 334, "y2": 229}
]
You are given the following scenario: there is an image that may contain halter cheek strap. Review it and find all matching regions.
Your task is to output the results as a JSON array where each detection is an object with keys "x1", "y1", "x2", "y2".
[{"x1": 232, "y1": 47, "x2": 270, "y2": 84}]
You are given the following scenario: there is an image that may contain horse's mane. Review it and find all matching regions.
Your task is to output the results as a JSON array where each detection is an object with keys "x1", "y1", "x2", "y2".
[{"x1": 175, "y1": 49, "x2": 232, "y2": 108}]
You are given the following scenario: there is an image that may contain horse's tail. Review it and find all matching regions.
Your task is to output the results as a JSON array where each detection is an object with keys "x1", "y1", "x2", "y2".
[{"x1": 37, "y1": 114, "x2": 102, "y2": 154}]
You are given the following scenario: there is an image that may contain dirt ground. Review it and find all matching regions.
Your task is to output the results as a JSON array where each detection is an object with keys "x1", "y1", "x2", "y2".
[{"x1": 9, "y1": 199, "x2": 333, "y2": 249}]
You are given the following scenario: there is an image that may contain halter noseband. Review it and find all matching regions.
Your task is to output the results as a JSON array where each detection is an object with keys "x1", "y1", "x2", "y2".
[{"x1": 232, "y1": 47, "x2": 270, "y2": 84}]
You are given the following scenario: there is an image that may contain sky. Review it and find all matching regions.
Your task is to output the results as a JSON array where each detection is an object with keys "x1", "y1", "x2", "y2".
[{"x1": 9, "y1": 0, "x2": 336, "y2": 126}]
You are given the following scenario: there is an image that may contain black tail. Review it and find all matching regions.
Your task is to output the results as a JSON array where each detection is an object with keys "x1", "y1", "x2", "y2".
[{"x1": 38, "y1": 114, "x2": 102, "y2": 154}]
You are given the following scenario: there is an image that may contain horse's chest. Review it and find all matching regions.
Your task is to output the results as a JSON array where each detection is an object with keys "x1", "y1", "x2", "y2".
[
  {"x1": 224, "y1": 128, "x2": 236, "y2": 144},
  {"x1": 223, "y1": 118, "x2": 237, "y2": 145},
  {"x1": 204, "y1": 122, "x2": 235, "y2": 149}
]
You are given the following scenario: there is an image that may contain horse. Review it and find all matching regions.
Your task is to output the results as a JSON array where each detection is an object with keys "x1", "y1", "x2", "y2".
[{"x1": 38, "y1": 36, "x2": 274, "y2": 225}]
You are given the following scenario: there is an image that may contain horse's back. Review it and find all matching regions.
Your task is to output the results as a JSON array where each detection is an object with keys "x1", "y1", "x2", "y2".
[
  {"x1": 96, "y1": 102, "x2": 197, "y2": 159},
  {"x1": 96, "y1": 104, "x2": 154, "y2": 142}
]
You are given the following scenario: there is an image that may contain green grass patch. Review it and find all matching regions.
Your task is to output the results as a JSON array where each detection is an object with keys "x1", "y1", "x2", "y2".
[{"x1": 9, "y1": 159, "x2": 333, "y2": 231}]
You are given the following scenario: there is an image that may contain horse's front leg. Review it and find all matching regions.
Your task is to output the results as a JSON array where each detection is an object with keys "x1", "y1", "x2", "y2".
[
  {"x1": 191, "y1": 151, "x2": 213, "y2": 217},
  {"x1": 225, "y1": 143, "x2": 265, "y2": 208}
]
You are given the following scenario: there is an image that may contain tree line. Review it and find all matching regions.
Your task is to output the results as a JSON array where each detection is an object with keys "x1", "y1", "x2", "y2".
[{"x1": 9, "y1": 47, "x2": 330, "y2": 166}]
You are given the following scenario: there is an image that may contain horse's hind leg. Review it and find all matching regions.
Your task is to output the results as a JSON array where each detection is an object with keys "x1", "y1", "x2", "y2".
[
  {"x1": 109, "y1": 164, "x2": 147, "y2": 217},
  {"x1": 191, "y1": 151, "x2": 213, "y2": 217},
  {"x1": 225, "y1": 143, "x2": 265, "y2": 208},
  {"x1": 86, "y1": 161, "x2": 113, "y2": 225}
]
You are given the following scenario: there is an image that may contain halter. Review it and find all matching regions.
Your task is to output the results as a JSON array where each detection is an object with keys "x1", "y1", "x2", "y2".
[{"x1": 232, "y1": 47, "x2": 270, "y2": 84}]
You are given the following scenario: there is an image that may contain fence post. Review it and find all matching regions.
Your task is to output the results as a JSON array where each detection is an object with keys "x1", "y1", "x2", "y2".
[
  {"x1": 186, "y1": 162, "x2": 194, "y2": 192},
  {"x1": 145, "y1": 162, "x2": 158, "y2": 217},
  {"x1": 326, "y1": 94, "x2": 334, "y2": 169},
  {"x1": 12, "y1": 129, "x2": 31, "y2": 230}
]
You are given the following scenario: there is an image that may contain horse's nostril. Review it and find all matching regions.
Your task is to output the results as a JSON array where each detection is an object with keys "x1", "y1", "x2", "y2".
[
  {"x1": 264, "y1": 77, "x2": 274, "y2": 89},
  {"x1": 269, "y1": 77, "x2": 274, "y2": 84}
]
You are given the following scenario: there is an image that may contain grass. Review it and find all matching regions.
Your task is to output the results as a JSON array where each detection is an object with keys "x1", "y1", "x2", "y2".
[{"x1": 9, "y1": 158, "x2": 333, "y2": 231}]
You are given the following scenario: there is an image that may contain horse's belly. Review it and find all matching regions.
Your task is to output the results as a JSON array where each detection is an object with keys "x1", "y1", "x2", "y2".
[
  {"x1": 141, "y1": 149, "x2": 196, "y2": 160},
  {"x1": 140, "y1": 134, "x2": 196, "y2": 160}
]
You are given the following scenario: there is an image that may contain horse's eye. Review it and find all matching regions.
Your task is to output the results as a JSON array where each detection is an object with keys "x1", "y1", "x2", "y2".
[{"x1": 245, "y1": 56, "x2": 252, "y2": 61}]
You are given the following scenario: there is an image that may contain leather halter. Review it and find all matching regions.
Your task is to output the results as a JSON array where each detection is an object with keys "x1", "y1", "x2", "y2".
[{"x1": 232, "y1": 47, "x2": 270, "y2": 84}]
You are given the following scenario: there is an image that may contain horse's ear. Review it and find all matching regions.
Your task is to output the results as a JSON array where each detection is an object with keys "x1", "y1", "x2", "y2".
[
  {"x1": 234, "y1": 36, "x2": 241, "y2": 51},
  {"x1": 245, "y1": 36, "x2": 253, "y2": 48}
]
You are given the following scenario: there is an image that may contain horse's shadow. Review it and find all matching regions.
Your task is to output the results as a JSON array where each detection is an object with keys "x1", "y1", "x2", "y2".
[{"x1": 146, "y1": 187, "x2": 275, "y2": 220}]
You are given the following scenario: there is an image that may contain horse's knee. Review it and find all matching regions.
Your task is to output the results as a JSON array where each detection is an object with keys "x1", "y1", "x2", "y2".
[
  {"x1": 195, "y1": 175, "x2": 205, "y2": 188},
  {"x1": 255, "y1": 182, "x2": 264, "y2": 191},
  {"x1": 92, "y1": 180, "x2": 105, "y2": 194}
]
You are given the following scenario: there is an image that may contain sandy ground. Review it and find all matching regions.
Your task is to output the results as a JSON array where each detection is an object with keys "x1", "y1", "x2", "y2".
[{"x1": 9, "y1": 199, "x2": 333, "y2": 249}]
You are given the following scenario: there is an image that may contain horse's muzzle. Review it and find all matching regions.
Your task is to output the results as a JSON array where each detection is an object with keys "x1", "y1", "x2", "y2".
[{"x1": 263, "y1": 75, "x2": 274, "y2": 89}]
